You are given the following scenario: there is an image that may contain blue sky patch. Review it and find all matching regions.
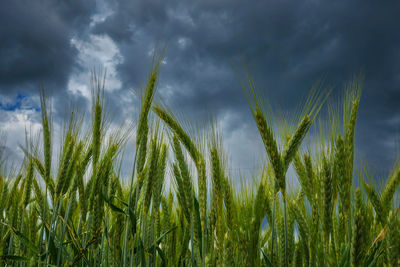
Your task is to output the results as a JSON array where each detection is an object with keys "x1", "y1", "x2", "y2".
[{"x1": 0, "y1": 93, "x2": 40, "y2": 112}]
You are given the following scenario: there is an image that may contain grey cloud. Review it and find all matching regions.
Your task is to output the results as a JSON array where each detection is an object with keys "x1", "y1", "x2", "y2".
[
  {"x1": 0, "y1": 0, "x2": 95, "y2": 95},
  {"x1": 93, "y1": 0, "x2": 400, "y2": 175},
  {"x1": 1, "y1": 0, "x2": 399, "y2": 177}
]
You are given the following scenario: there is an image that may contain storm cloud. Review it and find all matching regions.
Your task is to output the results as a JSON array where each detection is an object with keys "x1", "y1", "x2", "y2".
[{"x1": 1, "y1": 0, "x2": 399, "y2": 178}]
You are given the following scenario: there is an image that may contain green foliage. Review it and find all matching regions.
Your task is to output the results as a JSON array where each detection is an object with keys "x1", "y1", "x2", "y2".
[{"x1": 0, "y1": 69, "x2": 399, "y2": 267}]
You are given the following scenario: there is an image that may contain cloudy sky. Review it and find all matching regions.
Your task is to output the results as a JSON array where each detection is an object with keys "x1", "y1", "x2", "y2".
[{"x1": 1, "y1": 0, "x2": 399, "y2": 181}]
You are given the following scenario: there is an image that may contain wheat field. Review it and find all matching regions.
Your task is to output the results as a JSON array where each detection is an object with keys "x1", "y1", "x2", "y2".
[{"x1": 0, "y1": 61, "x2": 399, "y2": 267}]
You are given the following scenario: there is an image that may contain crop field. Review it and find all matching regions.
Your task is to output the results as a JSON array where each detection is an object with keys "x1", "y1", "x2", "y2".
[{"x1": 0, "y1": 61, "x2": 399, "y2": 267}]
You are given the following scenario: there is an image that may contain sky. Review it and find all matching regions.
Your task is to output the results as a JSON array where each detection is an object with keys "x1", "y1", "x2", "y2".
[{"x1": 1, "y1": 0, "x2": 399, "y2": 182}]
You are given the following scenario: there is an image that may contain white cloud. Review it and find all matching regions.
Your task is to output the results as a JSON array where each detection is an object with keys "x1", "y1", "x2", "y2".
[
  {"x1": 167, "y1": 7, "x2": 195, "y2": 27},
  {"x1": 0, "y1": 107, "x2": 41, "y2": 163},
  {"x1": 177, "y1": 37, "x2": 191, "y2": 49},
  {"x1": 219, "y1": 110, "x2": 265, "y2": 180},
  {"x1": 68, "y1": 34, "x2": 124, "y2": 99},
  {"x1": 89, "y1": 1, "x2": 114, "y2": 28}
]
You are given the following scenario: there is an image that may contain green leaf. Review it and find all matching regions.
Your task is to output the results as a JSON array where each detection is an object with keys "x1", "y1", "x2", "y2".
[
  {"x1": 128, "y1": 207, "x2": 137, "y2": 238},
  {"x1": 57, "y1": 215, "x2": 85, "y2": 260},
  {"x1": 147, "y1": 226, "x2": 178, "y2": 251},
  {"x1": 41, "y1": 219, "x2": 63, "y2": 263},
  {"x1": 338, "y1": 243, "x2": 351, "y2": 267},
  {"x1": 261, "y1": 248, "x2": 273, "y2": 267},
  {"x1": 114, "y1": 195, "x2": 129, "y2": 207},
  {"x1": 154, "y1": 242, "x2": 167, "y2": 267},
  {"x1": 139, "y1": 239, "x2": 146, "y2": 266},
  {"x1": 2, "y1": 223, "x2": 39, "y2": 255},
  {"x1": 156, "y1": 225, "x2": 177, "y2": 244},
  {"x1": 1, "y1": 255, "x2": 29, "y2": 262},
  {"x1": 193, "y1": 196, "x2": 203, "y2": 257},
  {"x1": 362, "y1": 241, "x2": 385, "y2": 267},
  {"x1": 102, "y1": 186, "x2": 126, "y2": 215}
]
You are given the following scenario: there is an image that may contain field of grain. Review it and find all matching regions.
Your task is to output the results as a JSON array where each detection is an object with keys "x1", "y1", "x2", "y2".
[{"x1": 0, "y1": 61, "x2": 399, "y2": 266}]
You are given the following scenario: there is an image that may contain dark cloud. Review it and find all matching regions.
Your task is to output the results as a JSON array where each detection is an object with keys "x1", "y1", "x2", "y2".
[
  {"x1": 1, "y1": 0, "x2": 399, "y2": 176},
  {"x1": 0, "y1": 0, "x2": 95, "y2": 95},
  {"x1": 93, "y1": 0, "x2": 400, "y2": 175}
]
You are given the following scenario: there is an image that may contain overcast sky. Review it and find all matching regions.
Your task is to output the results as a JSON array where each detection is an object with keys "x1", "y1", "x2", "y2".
[{"x1": 1, "y1": 0, "x2": 399, "y2": 181}]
